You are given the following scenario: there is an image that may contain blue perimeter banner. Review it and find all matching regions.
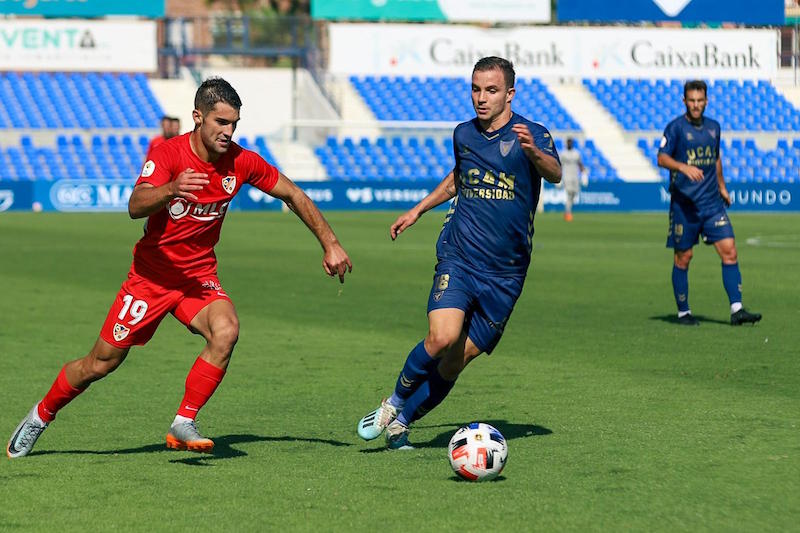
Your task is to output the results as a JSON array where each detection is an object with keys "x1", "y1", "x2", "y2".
[
  {"x1": 0, "y1": 179, "x2": 798, "y2": 213},
  {"x1": 557, "y1": 0, "x2": 784, "y2": 26},
  {"x1": 0, "y1": 0, "x2": 164, "y2": 17}
]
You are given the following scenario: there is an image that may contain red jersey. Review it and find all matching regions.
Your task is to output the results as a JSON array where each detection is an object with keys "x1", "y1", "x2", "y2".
[
  {"x1": 145, "y1": 135, "x2": 165, "y2": 161},
  {"x1": 132, "y1": 133, "x2": 279, "y2": 286}
]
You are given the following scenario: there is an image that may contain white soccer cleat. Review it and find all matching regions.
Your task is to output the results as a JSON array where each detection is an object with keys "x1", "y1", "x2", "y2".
[
  {"x1": 357, "y1": 398, "x2": 397, "y2": 441},
  {"x1": 385, "y1": 419, "x2": 413, "y2": 450},
  {"x1": 7, "y1": 404, "x2": 49, "y2": 459}
]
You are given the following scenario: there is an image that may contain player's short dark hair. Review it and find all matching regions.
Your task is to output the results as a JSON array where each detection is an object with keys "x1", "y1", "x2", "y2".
[
  {"x1": 194, "y1": 77, "x2": 242, "y2": 113},
  {"x1": 473, "y1": 56, "x2": 515, "y2": 89},
  {"x1": 684, "y1": 80, "x2": 707, "y2": 97}
]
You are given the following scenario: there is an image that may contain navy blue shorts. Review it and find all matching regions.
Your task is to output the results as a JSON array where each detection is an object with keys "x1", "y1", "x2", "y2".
[
  {"x1": 666, "y1": 202, "x2": 735, "y2": 250},
  {"x1": 427, "y1": 260, "x2": 525, "y2": 355}
]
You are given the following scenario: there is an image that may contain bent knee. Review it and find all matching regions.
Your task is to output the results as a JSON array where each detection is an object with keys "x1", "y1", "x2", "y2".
[
  {"x1": 211, "y1": 319, "x2": 240, "y2": 351},
  {"x1": 85, "y1": 357, "x2": 122, "y2": 381},
  {"x1": 674, "y1": 250, "x2": 693, "y2": 268},
  {"x1": 425, "y1": 331, "x2": 460, "y2": 356},
  {"x1": 721, "y1": 249, "x2": 738, "y2": 264}
]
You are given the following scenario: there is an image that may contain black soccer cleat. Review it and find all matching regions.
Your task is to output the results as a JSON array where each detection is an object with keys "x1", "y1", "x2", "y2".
[
  {"x1": 730, "y1": 308, "x2": 762, "y2": 326},
  {"x1": 677, "y1": 313, "x2": 700, "y2": 326}
]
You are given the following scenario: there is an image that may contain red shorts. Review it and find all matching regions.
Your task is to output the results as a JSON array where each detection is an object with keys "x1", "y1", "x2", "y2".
[{"x1": 99, "y1": 272, "x2": 232, "y2": 348}]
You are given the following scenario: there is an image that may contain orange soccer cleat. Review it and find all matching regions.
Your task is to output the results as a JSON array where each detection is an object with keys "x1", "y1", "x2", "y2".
[{"x1": 166, "y1": 419, "x2": 214, "y2": 453}]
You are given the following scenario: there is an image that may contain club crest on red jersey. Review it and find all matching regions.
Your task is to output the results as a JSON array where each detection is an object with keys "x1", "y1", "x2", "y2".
[
  {"x1": 222, "y1": 175, "x2": 236, "y2": 194},
  {"x1": 113, "y1": 323, "x2": 130, "y2": 342}
]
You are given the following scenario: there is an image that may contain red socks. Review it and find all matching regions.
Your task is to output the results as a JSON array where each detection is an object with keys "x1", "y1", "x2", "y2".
[
  {"x1": 176, "y1": 357, "x2": 226, "y2": 419},
  {"x1": 36, "y1": 358, "x2": 225, "y2": 423},
  {"x1": 38, "y1": 366, "x2": 84, "y2": 423}
]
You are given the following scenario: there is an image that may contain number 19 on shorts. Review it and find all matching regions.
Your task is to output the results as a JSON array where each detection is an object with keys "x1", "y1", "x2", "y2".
[{"x1": 118, "y1": 294, "x2": 148, "y2": 325}]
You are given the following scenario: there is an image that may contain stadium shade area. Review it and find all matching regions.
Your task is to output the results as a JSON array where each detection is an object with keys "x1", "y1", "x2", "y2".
[
  {"x1": 639, "y1": 137, "x2": 800, "y2": 183},
  {"x1": 585, "y1": 79, "x2": 800, "y2": 132},
  {"x1": 315, "y1": 136, "x2": 618, "y2": 182},
  {"x1": 0, "y1": 72, "x2": 162, "y2": 129}
]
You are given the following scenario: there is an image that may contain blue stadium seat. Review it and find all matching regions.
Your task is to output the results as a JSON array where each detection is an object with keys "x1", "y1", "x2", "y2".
[
  {"x1": 584, "y1": 78, "x2": 800, "y2": 133},
  {"x1": 314, "y1": 135, "x2": 618, "y2": 182},
  {"x1": 350, "y1": 76, "x2": 580, "y2": 130},
  {"x1": 637, "y1": 135, "x2": 798, "y2": 184}
]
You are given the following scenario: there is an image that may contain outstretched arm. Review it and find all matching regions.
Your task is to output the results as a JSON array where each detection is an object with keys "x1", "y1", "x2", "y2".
[
  {"x1": 268, "y1": 172, "x2": 353, "y2": 283},
  {"x1": 390, "y1": 170, "x2": 457, "y2": 240}
]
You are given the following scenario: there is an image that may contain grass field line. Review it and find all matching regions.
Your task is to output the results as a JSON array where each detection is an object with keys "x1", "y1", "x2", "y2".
[{"x1": 745, "y1": 235, "x2": 800, "y2": 248}]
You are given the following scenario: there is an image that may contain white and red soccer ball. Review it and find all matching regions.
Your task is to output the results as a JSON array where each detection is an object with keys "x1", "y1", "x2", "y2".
[{"x1": 448, "y1": 422, "x2": 508, "y2": 481}]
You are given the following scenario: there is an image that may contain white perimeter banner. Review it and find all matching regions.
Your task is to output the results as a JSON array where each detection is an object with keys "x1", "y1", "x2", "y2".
[
  {"x1": 329, "y1": 24, "x2": 778, "y2": 79},
  {"x1": 0, "y1": 19, "x2": 157, "y2": 72}
]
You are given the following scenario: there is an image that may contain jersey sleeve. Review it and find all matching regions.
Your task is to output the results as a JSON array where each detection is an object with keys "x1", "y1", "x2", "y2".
[
  {"x1": 658, "y1": 121, "x2": 679, "y2": 157},
  {"x1": 136, "y1": 141, "x2": 177, "y2": 187},
  {"x1": 244, "y1": 150, "x2": 279, "y2": 193},
  {"x1": 531, "y1": 123, "x2": 560, "y2": 164},
  {"x1": 452, "y1": 128, "x2": 460, "y2": 177}
]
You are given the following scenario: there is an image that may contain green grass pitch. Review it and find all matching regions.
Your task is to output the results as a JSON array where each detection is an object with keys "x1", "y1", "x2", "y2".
[{"x1": 0, "y1": 211, "x2": 798, "y2": 530}]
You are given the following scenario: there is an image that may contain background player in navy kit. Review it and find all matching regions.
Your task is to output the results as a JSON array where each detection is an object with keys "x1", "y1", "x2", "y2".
[
  {"x1": 357, "y1": 57, "x2": 561, "y2": 448},
  {"x1": 657, "y1": 80, "x2": 761, "y2": 326}
]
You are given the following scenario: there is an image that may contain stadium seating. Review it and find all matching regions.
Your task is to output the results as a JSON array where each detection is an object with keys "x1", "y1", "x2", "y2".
[
  {"x1": 0, "y1": 72, "x2": 163, "y2": 129},
  {"x1": 584, "y1": 78, "x2": 800, "y2": 132},
  {"x1": 637, "y1": 137, "x2": 799, "y2": 183},
  {"x1": 350, "y1": 76, "x2": 581, "y2": 130},
  {"x1": 314, "y1": 136, "x2": 619, "y2": 182},
  {"x1": 0, "y1": 135, "x2": 278, "y2": 181}
]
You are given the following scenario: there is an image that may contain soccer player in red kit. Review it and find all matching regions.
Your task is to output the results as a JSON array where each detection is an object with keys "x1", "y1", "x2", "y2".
[
  {"x1": 145, "y1": 115, "x2": 179, "y2": 161},
  {"x1": 7, "y1": 78, "x2": 353, "y2": 458}
]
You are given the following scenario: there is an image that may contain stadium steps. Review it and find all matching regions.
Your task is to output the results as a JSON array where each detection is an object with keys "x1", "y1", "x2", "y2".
[
  {"x1": 773, "y1": 84, "x2": 800, "y2": 112},
  {"x1": 269, "y1": 139, "x2": 327, "y2": 181},
  {"x1": 545, "y1": 82, "x2": 660, "y2": 182},
  {"x1": 147, "y1": 75, "x2": 198, "y2": 134},
  {"x1": 336, "y1": 76, "x2": 382, "y2": 141}
]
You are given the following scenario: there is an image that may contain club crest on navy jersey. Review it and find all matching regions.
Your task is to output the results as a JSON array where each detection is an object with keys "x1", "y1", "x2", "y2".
[
  {"x1": 500, "y1": 139, "x2": 515, "y2": 157},
  {"x1": 222, "y1": 175, "x2": 236, "y2": 194}
]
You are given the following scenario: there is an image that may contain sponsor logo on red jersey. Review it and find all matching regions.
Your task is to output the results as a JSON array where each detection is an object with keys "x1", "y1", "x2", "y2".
[{"x1": 168, "y1": 198, "x2": 230, "y2": 221}]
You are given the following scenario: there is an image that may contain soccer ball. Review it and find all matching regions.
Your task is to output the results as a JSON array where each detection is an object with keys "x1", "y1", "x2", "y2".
[{"x1": 448, "y1": 422, "x2": 508, "y2": 481}]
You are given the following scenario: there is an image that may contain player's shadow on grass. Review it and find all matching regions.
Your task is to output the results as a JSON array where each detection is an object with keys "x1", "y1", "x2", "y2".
[
  {"x1": 359, "y1": 420, "x2": 551, "y2": 453},
  {"x1": 33, "y1": 433, "x2": 352, "y2": 465},
  {"x1": 649, "y1": 313, "x2": 730, "y2": 326}
]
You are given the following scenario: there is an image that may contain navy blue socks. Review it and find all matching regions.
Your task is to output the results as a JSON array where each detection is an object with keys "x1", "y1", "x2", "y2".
[{"x1": 388, "y1": 341, "x2": 438, "y2": 409}]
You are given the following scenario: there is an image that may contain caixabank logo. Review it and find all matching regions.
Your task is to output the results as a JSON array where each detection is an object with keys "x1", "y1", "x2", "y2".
[{"x1": 558, "y1": 0, "x2": 783, "y2": 25}]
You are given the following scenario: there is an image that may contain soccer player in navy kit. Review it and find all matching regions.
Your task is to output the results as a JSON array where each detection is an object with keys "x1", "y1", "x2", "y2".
[
  {"x1": 657, "y1": 80, "x2": 761, "y2": 327},
  {"x1": 357, "y1": 57, "x2": 562, "y2": 448}
]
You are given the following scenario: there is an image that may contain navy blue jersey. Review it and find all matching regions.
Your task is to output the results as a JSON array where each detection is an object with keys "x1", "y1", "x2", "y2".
[
  {"x1": 436, "y1": 113, "x2": 559, "y2": 276},
  {"x1": 659, "y1": 115, "x2": 724, "y2": 216}
]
